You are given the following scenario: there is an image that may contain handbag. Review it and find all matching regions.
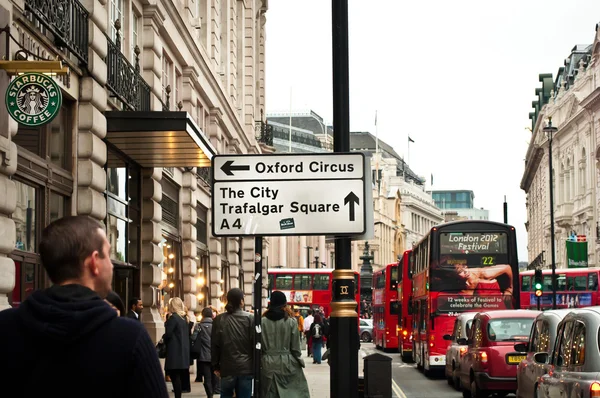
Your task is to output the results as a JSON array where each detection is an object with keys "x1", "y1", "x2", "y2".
[
  {"x1": 190, "y1": 323, "x2": 204, "y2": 360},
  {"x1": 156, "y1": 338, "x2": 167, "y2": 359}
]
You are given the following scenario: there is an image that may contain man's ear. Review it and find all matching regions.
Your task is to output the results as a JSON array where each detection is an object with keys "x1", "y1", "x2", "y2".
[{"x1": 87, "y1": 251, "x2": 101, "y2": 276}]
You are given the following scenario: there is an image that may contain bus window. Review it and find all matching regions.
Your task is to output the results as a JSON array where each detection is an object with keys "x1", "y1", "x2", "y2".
[
  {"x1": 390, "y1": 266, "x2": 399, "y2": 289},
  {"x1": 375, "y1": 274, "x2": 385, "y2": 289},
  {"x1": 522, "y1": 276, "x2": 531, "y2": 292},
  {"x1": 567, "y1": 276, "x2": 587, "y2": 291},
  {"x1": 268, "y1": 275, "x2": 274, "y2": 291},
  {"x1": 398, "y1": 261, "x2": 403, "y2": 282},
  {"x1": 293, "y1": 274, "x2": 311, "y2": 290},
  {"x1": 543, "y1": 276, "x2": 553, "y2": 291},
  {"x1": 588, "y1": 273, "x2": 598, "y2": 291},
  {"x1": 275, "y1": 274, "x2": 293, "y2": 290},
  {"x1": 313, "y1": 274, "x2": 330, "y2": 290},
  {"x1": 390, "y1": 301, "x2": 400, "y2": 315},
  {"x1": 557, "y1": 275, "x2": 566, "y2": 291}
]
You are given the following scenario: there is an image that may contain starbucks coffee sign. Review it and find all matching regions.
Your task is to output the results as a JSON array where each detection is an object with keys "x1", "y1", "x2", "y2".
[{"x1": 5, "y1": 73, "x2": 62, "y2": 127}]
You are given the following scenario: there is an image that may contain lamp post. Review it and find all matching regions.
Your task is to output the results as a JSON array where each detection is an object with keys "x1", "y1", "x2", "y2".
[
  {"x1": 305, "y1": 246, "x2": 312, "y2": 268},
  {"x1": 543, "y1": 117, "x2": 558, "y2": 310},
  {"x1": 314, "y1": 248, "x2": 320, "y2": 269}
]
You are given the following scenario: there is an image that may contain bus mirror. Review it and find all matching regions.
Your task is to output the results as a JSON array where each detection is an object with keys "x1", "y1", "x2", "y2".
[
  {"x1": 443, "y1": 334, "x2": 452, "y2": 341},
  {"x1": 456, "y1": 338, "x2": 468, "y2": 345}
]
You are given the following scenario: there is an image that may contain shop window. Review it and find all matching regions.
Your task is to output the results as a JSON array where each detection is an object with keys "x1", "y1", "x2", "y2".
[
  {"x1": 196, "y1": 204, "x2": 208, "y2": 248},
  {"x1": 13, "y1": 180, "x2": 38, "y2": 253},
  {"x1": 195, "y1": 252, "x2": 209, "y2": 310},
  {"x1": 160, "y1": 236, "x2": 181, "y2": 305},
  {"x1": 161, "y1": 177, "x2": 179, "y2": 234}
]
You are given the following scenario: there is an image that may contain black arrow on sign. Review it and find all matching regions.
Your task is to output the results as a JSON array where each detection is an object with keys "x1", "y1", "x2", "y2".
[
  {"x1": 221, "y1": 160, "x2": 250, "y2": 176},
  {"x1": 344, "y1": 192, "x2": 360, "y2": 221}
]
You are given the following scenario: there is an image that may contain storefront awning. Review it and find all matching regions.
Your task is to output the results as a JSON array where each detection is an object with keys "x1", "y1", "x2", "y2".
[{"x1": 105, "y1": 111, "x2": 216, "y2": 167}]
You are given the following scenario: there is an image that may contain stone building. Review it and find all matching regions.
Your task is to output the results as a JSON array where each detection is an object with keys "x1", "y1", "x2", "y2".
[
  {"x1": 0, "y1": 0, "x2": 269, "y2": 343},
  {"x1": 521, "y1": 27, "x2": 600, "y2": 269}
]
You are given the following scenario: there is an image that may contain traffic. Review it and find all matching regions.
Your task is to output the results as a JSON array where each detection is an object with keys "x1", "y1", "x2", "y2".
[{"x1": 371, "y1": 220, "x2": 600, "y2": 398}]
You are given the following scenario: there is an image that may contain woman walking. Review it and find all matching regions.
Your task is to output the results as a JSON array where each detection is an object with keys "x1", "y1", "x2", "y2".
[
  {"x1": 261, "y1": 291, "x2": 310, "y2": 398},
  {"x1": 309, "y1": 314, "x2": 325, "y2": 364},
  {"x1": 164, "y1": 297, "x2": 191, "y2": 398}
]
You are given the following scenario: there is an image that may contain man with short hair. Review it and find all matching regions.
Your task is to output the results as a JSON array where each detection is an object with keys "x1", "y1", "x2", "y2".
[
  {"x1": 0, "y1": 216, "x2": 168, "y2": 398},
  {"x1": 127, "y1": 297, "x2": 143, "y2": 321},
  {"x1": 303, "y1": 309, "x2": 314, "y2": 357}
]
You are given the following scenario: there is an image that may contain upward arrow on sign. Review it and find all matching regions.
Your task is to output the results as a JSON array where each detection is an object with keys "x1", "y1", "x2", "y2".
[
  {"x1": 221, "y1": 160, "x2": 250, "y2": 176},
  {"x1": 344, "y1": 191, "x2": 360, "y2": 221}
]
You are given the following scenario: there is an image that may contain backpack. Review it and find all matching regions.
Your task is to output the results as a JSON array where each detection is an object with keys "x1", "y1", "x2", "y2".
[{"x1": 312, "y1": 324, "x2": 322, "y2": 339}]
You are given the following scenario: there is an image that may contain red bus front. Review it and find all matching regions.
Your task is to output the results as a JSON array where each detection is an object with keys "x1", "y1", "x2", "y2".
[
  {"x1": 372, "y1": 263, "x2": 399, "y2": 351},
  {"x1": 411, "y1": 221, "x2": 520, "y2": 375},
  {"x1": 397, "y1": 250, "x2": 413, "y2": 362},
  {"x1": 519, "y1": 267, "x2": 600, "y2": 309}
]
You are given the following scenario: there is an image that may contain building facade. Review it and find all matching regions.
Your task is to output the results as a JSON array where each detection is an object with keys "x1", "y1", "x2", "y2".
[
  {"x1": 431, "y1": 190, "x2": 489, "y2": 221},
  {"x1": 0, "y1": 0, "x2": 269, "y2": 343},
  {"x1": 522, "y1": 30, "x2": 600, "y2": 270}
]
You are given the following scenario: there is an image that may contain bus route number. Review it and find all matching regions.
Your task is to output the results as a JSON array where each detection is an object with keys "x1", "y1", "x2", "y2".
[{"x1": 481, "y1": 256, "x2": 495, "y2": 266}]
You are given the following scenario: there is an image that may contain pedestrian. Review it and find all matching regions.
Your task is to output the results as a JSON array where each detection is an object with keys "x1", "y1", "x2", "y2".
[
  {"x1": 261, "y1": 291, "x2": 310, "y2": 398},
  {"x1": 191, "y1": 307, "x2": 219, "y2": 398},
  {"x1": 212, "y1": 288, "x2": 254, "y2": 398},
  {"x1": 303, "y1": 309, "x2": 314, "y2": 357},
  {"x1": 127, "y1": 297, "x2": 143, "y2": 321},
  {"x1": 293, "y1": 308, "x2": 304, "y2": 337},
  {"x1": 310, "y1": 314, "x2": 325, "y2": 364},
  {"x1": 164, "y1": 297, "x2": 191, "y2": 398},
  {"x1": 0, "y1": 215, "x2": 168, "y2": 398},
  {"x1": 105, "y1": 291, "x2": 126, "y2": 316}
]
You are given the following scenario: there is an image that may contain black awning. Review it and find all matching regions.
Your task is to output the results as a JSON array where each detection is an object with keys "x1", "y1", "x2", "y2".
[{"x1": 105, "y1": 111, "x2": 216, "y2": 167}]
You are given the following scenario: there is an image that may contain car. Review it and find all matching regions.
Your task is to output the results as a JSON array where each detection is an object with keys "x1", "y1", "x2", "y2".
[
  {"x1": 360, "y1": 319, "x2": 373, "y2": 342},
  {"x1": 458, "y1": 309, "x2": 539, "y2": 398},
  {"x1": 444, "y1": 312, "x2": 477, "y2": 389},
  {"x1": 515, "y1": 309, "x2": 583, "y2": 398},
  {"x1": 535, "y1": 307, "x2": 600, "y2": 398}
]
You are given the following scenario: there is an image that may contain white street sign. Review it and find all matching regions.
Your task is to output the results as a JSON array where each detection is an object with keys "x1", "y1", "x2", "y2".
[
  {"x1": 212, "y1": 153, "x2": 364, "y2": 181},
  {"x1": 211, "y1": 179, "x2": 365, "y2": 236}
]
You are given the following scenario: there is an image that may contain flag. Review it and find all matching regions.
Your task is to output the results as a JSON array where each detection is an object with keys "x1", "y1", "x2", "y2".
[
  {"x1": 431, "y1": 173, "x2": 433, "y2": 185},
  {"x1": 408, "y1": 136, "x2": 415, "y2": 143},
  {"x1": 374, "y1": 110, "x2": 377, "y2": 126}
]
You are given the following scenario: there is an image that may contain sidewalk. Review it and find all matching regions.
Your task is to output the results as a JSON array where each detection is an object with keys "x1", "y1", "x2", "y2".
[{"x1": 167, "y1": 346, "x2": 365, "y2": 398}]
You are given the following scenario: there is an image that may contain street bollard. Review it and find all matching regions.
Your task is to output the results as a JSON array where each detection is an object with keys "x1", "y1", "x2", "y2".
[{"x1": 364, "y1": 353, "x2": 392, "y2": 398}]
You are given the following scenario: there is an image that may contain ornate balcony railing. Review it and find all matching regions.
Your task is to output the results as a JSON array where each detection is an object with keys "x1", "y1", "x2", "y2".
[
  {"x1": 105, "y1": 20, "x2": 150, "y2": 111},
  {"x1": 25, "y1": 0, "x2": 89, "y2": 65},
  {"x1": 255, "y1": 121, "x2": 274, "y2": 146},
  {"x1": 197, "y1": 167, "x2": 211, "y2": 190}
]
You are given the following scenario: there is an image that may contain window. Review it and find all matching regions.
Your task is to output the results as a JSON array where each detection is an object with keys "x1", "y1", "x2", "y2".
[
  {"x1": 13, "y1": 181, "x2": 37, "y2": 253},
  {"x1": 275, "y1": 274, "x2": 292, "y2": 290},
  {"x1": 390, "y1": 266, "x2": 398, "y2": 289},
  {"x1": 390, "y1": 301, "x2": 399, "y2": 315},
  {"x1": 375, "y1": 273, "x2": 385, "y2": 289},
  {"x1": 522, "y1": 276, "x2": 531, "y2": 292},
  {"x1": 131, "y1": 12, "x2": 139, "y2": 61},
  {"x1": 160, "y1": 177, "x2": 179, "y2": 233},
  {"x1": 452, "y1": 319, "x2": 460, "y2": 341},
  {"x1": 556, "y1": 321, "x2": 574, "y2": 367},
  {"x1": 588, "y1": 273, "x2": 598, "y2": 291},
  {"x1": 293, "y1": 274, "x2": 311, "y2": 290},
  {"x1": 571, "y1": 321, "x2": 585, "y2": 366},
  {"x1": 313, "y1": 274, "x2": 330, "y2": 290},
  {"x1": 162, "y1": 53, "x2": 173, "y2": 108},
  {"x1": 196, "y1": 204, "x2": 208, "y2": 248},
  {"x1": 109, "y1": 0, "x2": 124, "y2": 44},
  {"x1": 175, "y1": 70, "x2": 182, "y2": 109},
  {"x1": 567, "y1": 276, "x2": 588, "y2": 291},
  {"x1": 580, "y1": 147, "x2": 587, "y2": 191},
  {"x1": 543, "y1": 275, "x2": 553, "y2": 291},
  {"x1": 487, "y1": 318, "x2": 533, "y2": 342},
  {"x1": 557, "y1": 275, "x2": 567, "y2": 291},
  {"x1": 538, "y1": 321, "x2": 551, "y2": 352}
]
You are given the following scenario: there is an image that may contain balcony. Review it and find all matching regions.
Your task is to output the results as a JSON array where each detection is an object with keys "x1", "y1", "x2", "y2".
[
  {"x1": 105, "y1": 21, "x2": 150, "y2": 111},
  {"x1": 255, "y1": 121, "x2": 274, "y2": 146},
  {"x1": 24, "y1": 0, "x2": 89, "y2": 65},
  {"x1": 555, "y1": 202, "x2": 574, "y2": 227},
  {"x1": 197, "y1": 167, "x2": 211, "y2": 190}
]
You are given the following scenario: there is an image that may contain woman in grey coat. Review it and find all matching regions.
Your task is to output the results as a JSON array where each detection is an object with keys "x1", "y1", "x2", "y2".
[{"x1": 261, "y1": 291, "x2": 310, "y2": 398}]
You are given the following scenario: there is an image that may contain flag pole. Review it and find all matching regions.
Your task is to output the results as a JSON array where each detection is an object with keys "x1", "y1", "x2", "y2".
[
  {"x1": 375, "y1": 111, "x2": 379, "y2": 195},
  {"x1": 288, "y1": 87, "x2": 293, "y2": 152}
]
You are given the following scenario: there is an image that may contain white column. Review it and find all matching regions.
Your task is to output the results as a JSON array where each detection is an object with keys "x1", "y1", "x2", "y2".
[{"x1": 279, "y1": 236, "x2": 287, "y2": 267}]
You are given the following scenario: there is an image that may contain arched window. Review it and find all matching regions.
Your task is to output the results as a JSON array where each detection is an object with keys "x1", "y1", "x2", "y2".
[
  {"x1": 559, "y1": 162, "x2": 565, "y2": 203},
  {"x1": 580, "y1": 147, "x2": 587, "y2": 192}
]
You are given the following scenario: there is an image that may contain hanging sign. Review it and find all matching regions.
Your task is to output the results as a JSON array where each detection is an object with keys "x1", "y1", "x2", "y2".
[{"x1": 5, "y1": 72, "x2": 62, "y2": 127}]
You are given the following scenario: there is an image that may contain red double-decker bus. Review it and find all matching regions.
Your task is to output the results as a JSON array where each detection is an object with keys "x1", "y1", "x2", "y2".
[
  {"x1": 372, "y1": 262, "x2": 400, "y2": 351},
  {"x1": 410, "y1": 221, "x2": 520, "y2": 375},
  {"x1": 267, "y1": 268, "x2": 360, "y2": 317},
  {"x1": 520, "y1": 267, "x2": 600, "y2": 309},
  {"x1": 397, "y1": 250, "x2": 414, "y2": 362}
]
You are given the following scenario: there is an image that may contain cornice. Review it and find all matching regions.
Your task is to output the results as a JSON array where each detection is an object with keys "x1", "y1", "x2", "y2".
[{"x1": 143, "y1": 4, "x2": 166, "y2": 31}]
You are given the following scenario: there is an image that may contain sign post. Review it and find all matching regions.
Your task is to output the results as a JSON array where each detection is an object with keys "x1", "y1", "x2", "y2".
[{"x1": 253, "y1": 236, "x2": 262, "y2": 398}]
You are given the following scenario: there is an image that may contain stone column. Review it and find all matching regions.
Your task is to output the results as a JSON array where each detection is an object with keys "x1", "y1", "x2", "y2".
[
  {"x1": 141, "y1": 168, "x2": 165, "y2": 343},
  {"x1": 228, "y1": 238, "x2": 240, "y2": 289},
  {"x1": 181, "y1": 168, "x2": 198, "y2": 314},
  {"x1": 278, "y1": 236, "x2": 287, "y2": 267},
  {"x1": 208, "y1": 209, "x2": 222, "y2": 310},
  {"x1": 78, "y1": 0, "x2": 108, "y2": 221},
  {"x1": 242, "y1": 237, "x2": 255, "y2": 310},
  {"x1": 141, "y1": 4, "x2": 166, "y2": 111}
]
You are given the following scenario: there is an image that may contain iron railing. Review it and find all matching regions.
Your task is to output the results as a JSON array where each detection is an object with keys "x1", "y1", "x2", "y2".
[
  {"x1": 255, "y1": 121, "x2": 274, "y2": 146},
  {"x1": 197, "y1": 167, "x2": 211, "y2": 190},
  {"x1": 25, "y1": 0, "x2": 89, "y2": 65},
  {"x1": 105, "y1": 20, "x2": 150, "y2": 111}
]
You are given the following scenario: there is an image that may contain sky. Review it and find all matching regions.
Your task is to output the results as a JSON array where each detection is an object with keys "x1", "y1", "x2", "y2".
[{"x1": 265, "y1": 0, "x2": 600, "y2": 262}]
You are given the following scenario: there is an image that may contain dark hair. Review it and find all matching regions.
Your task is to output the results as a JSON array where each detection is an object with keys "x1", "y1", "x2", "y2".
[
  {"x1": 39, "y1": 216, "x2": 106, "y2": 284},
  {"x1": 225, "y1": 288, "x2": 244, "y2": 314},
  {"x1": 106, "y1": 291, "x2": 126, "y2": 315},
  {"x1": 314, "y1": 313, "x2": 323, "y2": 324},
  {"x1": 201, "y1": 307, "x2": 213, "y2": 319},
  {"x1": 308, "y1": 309, "x2": 313, "y2": 315},
  {"x1": 129, "y1": 297, "x2": 141, "y2": 310}
]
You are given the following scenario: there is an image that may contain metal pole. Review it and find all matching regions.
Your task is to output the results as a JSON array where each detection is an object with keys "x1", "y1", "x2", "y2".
[
  {"x1": 331, "y1": 1, "x2": 358, "y2": 397},
  {"x1": 503, "y1": 195, "x2": 508, "y2": 224},
  {"x1": 253, "y1": 237, "x2": 263, "y2": 398},
  {"x1": 548, "y1": 131, "x2": 557, "y2": 310}
]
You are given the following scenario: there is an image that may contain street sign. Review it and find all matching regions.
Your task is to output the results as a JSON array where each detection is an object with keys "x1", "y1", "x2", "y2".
[{"x1": 211, "y1": 153, "x2": 366, "y2": 237}]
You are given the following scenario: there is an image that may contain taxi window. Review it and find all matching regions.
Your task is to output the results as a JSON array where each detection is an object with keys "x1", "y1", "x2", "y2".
[
  {"x1": 538, "y1": 321, "x2": 551, "y2": 353},
  {"x1": 453, "y1": 319, "x2": 461, "y2": 341},
  {"x1": 529, "y1": 320, "x2": 541, "y2": 352},
  {"x1": 556, "y1": 322, "x2": 574, "y2": 367},
  {"x1": 571, "y1": 321, "x2": 585, "y2": 366}
]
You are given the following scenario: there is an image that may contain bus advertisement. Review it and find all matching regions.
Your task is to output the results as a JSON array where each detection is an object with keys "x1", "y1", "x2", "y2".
[
  {"x1": 410, "y1": 221, "x2": 520, "y2": 375},
  {"x1": 398, "y1": 249, "x2": 414, "y2": 363},
  {"x1": 372, "y1": 262, "x2": 399, "y2": 350},
  {"x1": 520, "y1": 267, "x2": 600, "y2": 309},
  {"x1": 267, "y1": 268, "x2": 360, "y2": 318}
]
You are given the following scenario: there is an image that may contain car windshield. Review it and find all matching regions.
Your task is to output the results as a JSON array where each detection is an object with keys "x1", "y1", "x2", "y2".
[{"x1": 487, "y1": 318, "x2": 534, "y2": 342}]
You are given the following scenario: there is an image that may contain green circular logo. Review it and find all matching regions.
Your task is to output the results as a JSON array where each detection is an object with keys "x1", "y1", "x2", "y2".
[{"x1": 5, "y1": 72, "x2": 62, "y2": 127}]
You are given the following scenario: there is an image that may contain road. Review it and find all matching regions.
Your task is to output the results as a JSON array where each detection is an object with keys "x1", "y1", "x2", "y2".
[{"x1": 360, "y1": 342, "x2": 462, "y2": 398}]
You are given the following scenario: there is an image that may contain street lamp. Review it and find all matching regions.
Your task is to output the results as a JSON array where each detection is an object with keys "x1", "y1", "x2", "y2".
[
  {"x1": 543, "y1": 116, "x2": 558, "y2": 310},
  {"x1": 314, "y1": 248, "x2": 320, "y2": 268},
  {"x1": 305, "y1": 246, "x2": 312, "y2": 268}
]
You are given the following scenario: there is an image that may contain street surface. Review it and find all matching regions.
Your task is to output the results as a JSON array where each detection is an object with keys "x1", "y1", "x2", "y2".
[{"x1": 360, "y1": 342, "x2": 515, "y2": 398}]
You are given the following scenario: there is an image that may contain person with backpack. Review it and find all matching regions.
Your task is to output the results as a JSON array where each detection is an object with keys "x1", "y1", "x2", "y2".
[
  {"x1": 309, "y1": 314, "x2": 325, "y2": 364},
  {"x1": 191, "y1": 307, "x2": 219, "y2": 398}
]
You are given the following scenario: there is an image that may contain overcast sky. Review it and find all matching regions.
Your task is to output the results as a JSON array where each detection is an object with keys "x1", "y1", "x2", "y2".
[{"x1": 265, "y1": 0, "x2": 600, "y2": 262}]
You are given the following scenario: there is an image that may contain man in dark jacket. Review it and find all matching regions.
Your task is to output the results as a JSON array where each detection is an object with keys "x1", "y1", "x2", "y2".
[
  {"x1": 192, "y1": 307, "x2": 219, "y2": 397},
  {"x1": 127, "y1": 297, "x2": 143, "y2": 321},
  {"x1": 0, "y1": 216, "x2": 168, "y2": 398},
  {"x1": 212, "y1": 288, "x2": 254, "y2": 398}
]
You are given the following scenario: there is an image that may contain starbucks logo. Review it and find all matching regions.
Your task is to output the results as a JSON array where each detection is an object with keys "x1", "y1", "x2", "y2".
[{"x1": 5, "y1": 73, "x2": 62, "y2": 127}]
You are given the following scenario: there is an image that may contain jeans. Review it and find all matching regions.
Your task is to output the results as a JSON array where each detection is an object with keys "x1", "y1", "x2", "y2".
[
  {"x1": 313, "y1": 340, "x2": 323, "y2": 364},
  {"x1": 220, "y1": 375, "x2": 253, "y2": 398},
  {"x1": 197, "y1": 361, "x2": 219, "y2": 397}
]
